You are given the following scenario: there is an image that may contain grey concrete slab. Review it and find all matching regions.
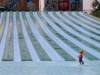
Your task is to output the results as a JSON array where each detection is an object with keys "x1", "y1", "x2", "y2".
[{"x1": 0, "y1": 61, "x2": 100, "y2": 75}]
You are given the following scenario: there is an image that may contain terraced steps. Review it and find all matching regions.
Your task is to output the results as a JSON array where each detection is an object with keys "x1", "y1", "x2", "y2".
[{"x1": 0, "y1": 11, "x2": 100, "y2": 61}]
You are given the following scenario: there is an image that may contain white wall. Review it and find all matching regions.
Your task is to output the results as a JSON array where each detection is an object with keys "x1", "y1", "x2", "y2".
[
  {"x1": 39, "y1": 0, "x2": 44, "y2": 11},
  {"x1": 83, "y1": 0, "x2": 93, "y2": 14}
]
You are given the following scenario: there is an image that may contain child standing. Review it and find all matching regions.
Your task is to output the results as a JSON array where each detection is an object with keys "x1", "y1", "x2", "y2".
[{"x1": 78, "y1": 50, "x2": 84, "y2": 65}]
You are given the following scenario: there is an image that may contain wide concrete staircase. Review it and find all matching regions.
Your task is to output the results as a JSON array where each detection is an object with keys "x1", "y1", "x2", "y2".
[{"x1": 0, "y1": 11, "x2": 100, "y2": 61}]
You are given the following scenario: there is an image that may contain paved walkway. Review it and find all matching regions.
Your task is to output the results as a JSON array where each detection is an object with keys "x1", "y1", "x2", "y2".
[{"x1": 0, "y1": 61, "x2": 100, "y2": 75}]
